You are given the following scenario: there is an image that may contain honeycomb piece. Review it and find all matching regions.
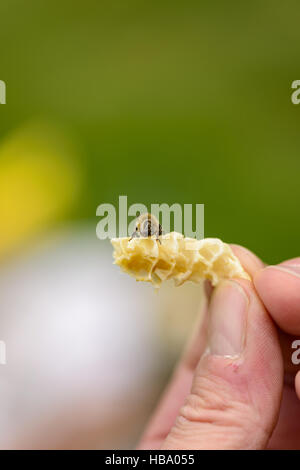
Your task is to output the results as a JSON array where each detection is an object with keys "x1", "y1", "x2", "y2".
[{"x1": 111, "y1": 232, "x2": 250, "y2": 287}]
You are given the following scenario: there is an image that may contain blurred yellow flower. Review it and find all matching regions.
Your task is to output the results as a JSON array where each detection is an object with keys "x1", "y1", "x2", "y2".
[{"x1": 0, "y1": 122, "x2": 81, "y2": 259}]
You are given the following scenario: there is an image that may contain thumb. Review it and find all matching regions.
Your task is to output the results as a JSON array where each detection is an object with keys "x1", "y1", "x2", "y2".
[{"x1": 161, "y1": 280, "x2": 283, "y2": 450}]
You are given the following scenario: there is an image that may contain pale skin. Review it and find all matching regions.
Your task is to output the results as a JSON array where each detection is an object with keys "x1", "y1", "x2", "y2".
[{"x1": 138, "y1": 246, "x2": 300, "y2": 450}]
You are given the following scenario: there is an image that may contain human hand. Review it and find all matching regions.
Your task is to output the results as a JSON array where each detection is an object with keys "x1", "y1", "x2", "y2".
[
  {"x1": 253, "y1": 256, "x2": 300, "y2": 449},
  {"x1": 138, "y1": 247, "x2": 285, "y2": 450}
]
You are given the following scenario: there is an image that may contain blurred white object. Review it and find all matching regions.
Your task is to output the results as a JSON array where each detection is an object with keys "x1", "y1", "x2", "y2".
[{"x1": 0, "y1": 226, "x2": 166, "y2": 449}]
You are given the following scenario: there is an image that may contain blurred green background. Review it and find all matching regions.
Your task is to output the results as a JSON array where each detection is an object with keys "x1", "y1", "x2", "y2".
[{"x1": 0, "y1": 0, "x2": 299, "y2": 262}]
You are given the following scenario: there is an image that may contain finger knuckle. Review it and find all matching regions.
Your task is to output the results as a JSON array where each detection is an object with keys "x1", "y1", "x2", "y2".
[{"x1": 172, "y1": 373, "x2": 268, "y2": 448}]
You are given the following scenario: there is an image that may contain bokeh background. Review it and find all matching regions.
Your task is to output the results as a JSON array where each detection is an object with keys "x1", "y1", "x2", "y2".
[{"x1": 0, "y1": 0, "x2": 299, "y2": 449}]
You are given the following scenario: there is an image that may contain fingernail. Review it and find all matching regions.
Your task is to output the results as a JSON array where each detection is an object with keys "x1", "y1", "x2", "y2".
[
  {"x1": 270, "y1": 265, "x2": 300, "y2": 279},
  {"x1": 208, "y1": 281, "x2": 248, "y2": 357}
]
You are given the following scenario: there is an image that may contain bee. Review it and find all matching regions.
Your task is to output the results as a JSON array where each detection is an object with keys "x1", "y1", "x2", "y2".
[{"x1": 129, "y1": 213, "x2": 163, "y2": 244}]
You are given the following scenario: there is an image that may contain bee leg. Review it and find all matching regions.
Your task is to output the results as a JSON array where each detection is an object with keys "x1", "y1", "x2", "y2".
[
  {"x1": 129, "y1": 230, "x2": 139, "y2": 242},
  {"x1": 156, "y1": 236, "x2": 162, "y2": 245}
]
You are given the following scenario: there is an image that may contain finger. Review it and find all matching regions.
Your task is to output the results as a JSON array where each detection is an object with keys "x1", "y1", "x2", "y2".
[
  {"x1": 138, "y1": 293, "x2": 209, "y2": 449},
  {"x1": 267, "y1": 382, "x2": 300, "y2": 449},
  {"x1": 254, "y1": 265, "x2": 300, "y2": 335},
  {"x1": 139, "y1": 246, "x2": 267, "y2": 449},
  {"x1": 280, "y1": 258, "x2": 300, "y2": 266},
  {"x1": 162, "y1": 279, "x2": 283, "y2": 450},
  {"x1": 233, "y1": 250, "x2": 300, "y2": 375},
  {"x1": 295, "y1": 372, "x2": 300, "y2": 401},
  {"x1": 277, "y1": 330, "x2": 300, "y2": 377},
  {"x1": 266, "y1": 335, "x2": 300, "y2": 450},
  {"x1": 230, "y1": 244, "x2": 265, "y2": 278}
]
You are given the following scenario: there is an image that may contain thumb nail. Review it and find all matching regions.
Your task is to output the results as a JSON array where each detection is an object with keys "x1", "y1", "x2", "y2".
[{"x1": 208, "y1": 280, "x2": 248, "y2": 357}]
